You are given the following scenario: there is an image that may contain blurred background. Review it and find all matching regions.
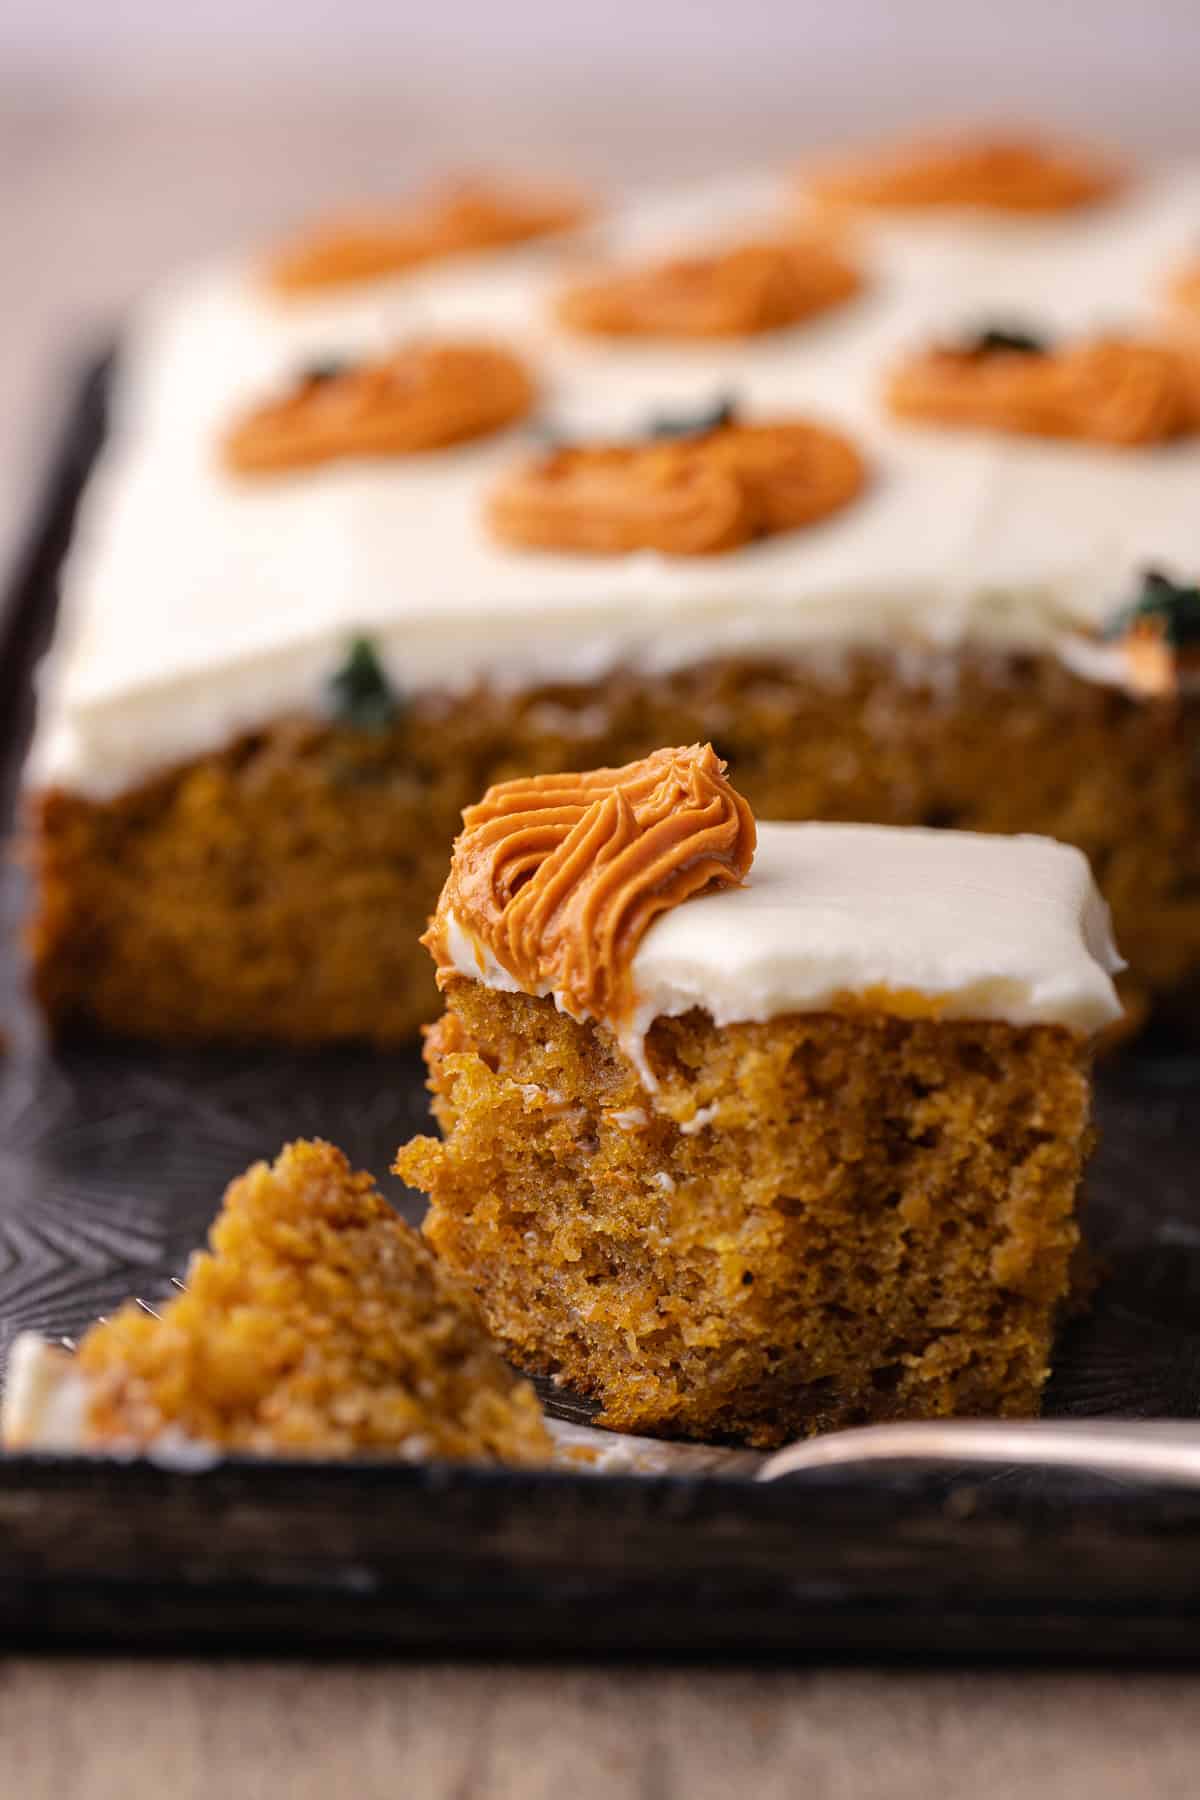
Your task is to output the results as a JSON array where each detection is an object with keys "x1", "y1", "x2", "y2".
[{"x1": 1, "y1": 0, "x2": 1197, "y2": 572}]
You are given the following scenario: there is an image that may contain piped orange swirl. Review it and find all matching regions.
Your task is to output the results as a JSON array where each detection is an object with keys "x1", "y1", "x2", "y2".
[
  {"x1": 266, "y1": 175, "x2": 591, "y2": 294},
  {"x1": 487, "y1": 416, "x2": 867, "y2": 555},
  {"x1": 886, "y1": 334, "x2": 1196, "y2": 447},
  {"x1": 222, "y1": 341, "x2": 535, "y2": 474},
  {"x1": 555, "y1": 236, "x2": 861, "y2": 339},
  {"x1": 800, "y1": 130, "x2": 1122, "y2": 214},
  {"x1": 1157, "y1": 264, "x2": 1200, "y2": 431},
  {"x1": 1166, "y1": 261, "x2": 1200, "y2": 324},
  {"x1": 423, "y1": 745, "x2": 756, "y2": 1025}
]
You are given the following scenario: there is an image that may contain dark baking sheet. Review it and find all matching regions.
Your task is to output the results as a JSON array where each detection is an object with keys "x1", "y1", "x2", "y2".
[{"x1": 2, "y1": 354, "x2": 1200, "y2": 1659}]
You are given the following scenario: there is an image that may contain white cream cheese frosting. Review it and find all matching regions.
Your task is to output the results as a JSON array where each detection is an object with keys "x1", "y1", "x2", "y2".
[
  {"x1": 442, "y1": 822, "x2": 1125, "y2": 1060},
  {"x1": 1, "y1": 1331, "x2": 215, "y2": 1466},
  {"x1": 29, "y1": 165, "x2": 1200, "y2": 800},
  {"x1": 1, "y1": 1333, "x2": 89, "y2": 1450}
]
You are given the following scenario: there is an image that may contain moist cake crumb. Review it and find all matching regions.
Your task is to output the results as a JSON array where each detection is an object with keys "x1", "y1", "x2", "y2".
[
  {"x1": 397, "y1": 987, "x2": 1097, "y2": 1447},
  {"x1": 4, "y1": 1140, "x2": 551, "y2": 1464}
]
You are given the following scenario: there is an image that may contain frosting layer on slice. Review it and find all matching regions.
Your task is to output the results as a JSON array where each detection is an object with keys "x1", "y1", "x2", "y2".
[{"x1": 628, "y1": 822, "x2": 1123, "y2": 1039}]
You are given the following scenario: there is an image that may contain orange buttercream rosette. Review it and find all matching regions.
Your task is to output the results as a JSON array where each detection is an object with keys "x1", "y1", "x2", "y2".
[
  {"x1": 886, "y1": 334, "x2": 1196, "y2": 448},
  {"x1": 222, "y1": 341, "x2": 535, "y2": 475},
  {"x1": 487, "y1": 416, "x2": 866, "y2": 556},
  {"x1": 800, "y1": 129, "x2": 1123, "y2": 214},
  {"x1": 266, "y1": 176, "x2": 591, "y2": 294},
  {"x1": 424, "y1": 744, "x2": 756, "y2": 1026},
  {"x1": 556, "y1": 235, "x2": 861, "y2": 339},
  {"x1": 1159, "y1": 262, "x2": 1200, "y2": 427},
  {"x1": 1164, "y1": 261, "x2": 1200, "y2": 324}
]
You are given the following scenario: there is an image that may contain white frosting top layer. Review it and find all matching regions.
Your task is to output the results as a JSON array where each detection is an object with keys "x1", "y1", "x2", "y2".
[
  {"x1": 443, "y1": 822, "x2": 1124, "y2": 1051},
  {"x1": 31, "y1": 166, "x2": 1200, "y2": 798}
]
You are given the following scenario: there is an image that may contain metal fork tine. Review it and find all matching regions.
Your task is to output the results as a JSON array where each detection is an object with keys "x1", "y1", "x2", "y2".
[{"x1": 56, "y1": 1275, "x2": 186, "y2": 1358}]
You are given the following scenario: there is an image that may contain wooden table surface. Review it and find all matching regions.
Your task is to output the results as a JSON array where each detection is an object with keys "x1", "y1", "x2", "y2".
[
  {"x1": 5, "y1": 1657, "x2": 1200, "y2": 1797},
  {"x1": 4, "y1": 87, "x2": 1200, "y2": 1796}
]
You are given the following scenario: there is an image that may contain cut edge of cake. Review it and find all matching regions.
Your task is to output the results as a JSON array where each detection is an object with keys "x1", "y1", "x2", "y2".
[{"x1": 395, "y1": 747, "x2": 1121, "y2": 1446}]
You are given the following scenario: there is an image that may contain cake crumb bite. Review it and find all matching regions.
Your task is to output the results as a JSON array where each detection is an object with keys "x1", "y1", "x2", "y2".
[{"x1": 3, "y1": 1140, "x2": 551, "y2": 1466}]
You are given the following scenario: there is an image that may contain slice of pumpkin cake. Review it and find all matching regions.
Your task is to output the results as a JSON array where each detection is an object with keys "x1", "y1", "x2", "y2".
[
  {"x1": 396, "y1": 744, "x2": 1122, "y2": 1448},
  {"x1": 2, "y1": 1139, "x2": 550, "y2": 1466}
]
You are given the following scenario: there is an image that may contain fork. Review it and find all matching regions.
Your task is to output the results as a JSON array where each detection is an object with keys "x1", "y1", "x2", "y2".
[{"x1": 757, "y1": 1418, "x2": 1200, "y2": 1486}]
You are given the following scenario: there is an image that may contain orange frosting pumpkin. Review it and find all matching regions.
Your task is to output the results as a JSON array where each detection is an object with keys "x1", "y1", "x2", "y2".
[
  {"x1": 886, "y1": 334, "x2": 1195, "y2": 447},
  {"x1": 556, "y1": 236, "x2": 861, "y2": 339},
  {"x1": 801, "y1": 129, "x2": 1122, "y2": 214},
  {"x1": 222, "y1": 341, "x2": 535, "y2": 474},
  {"x1": 424, "y1": 744, "x2": 757, "y2": 1025},
  {"x1": 266, "y1": 175, "x2": 591, "y2": 294},
  {"x1": 487, "y1": 416, "x2": 866, "y2": 556}
]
